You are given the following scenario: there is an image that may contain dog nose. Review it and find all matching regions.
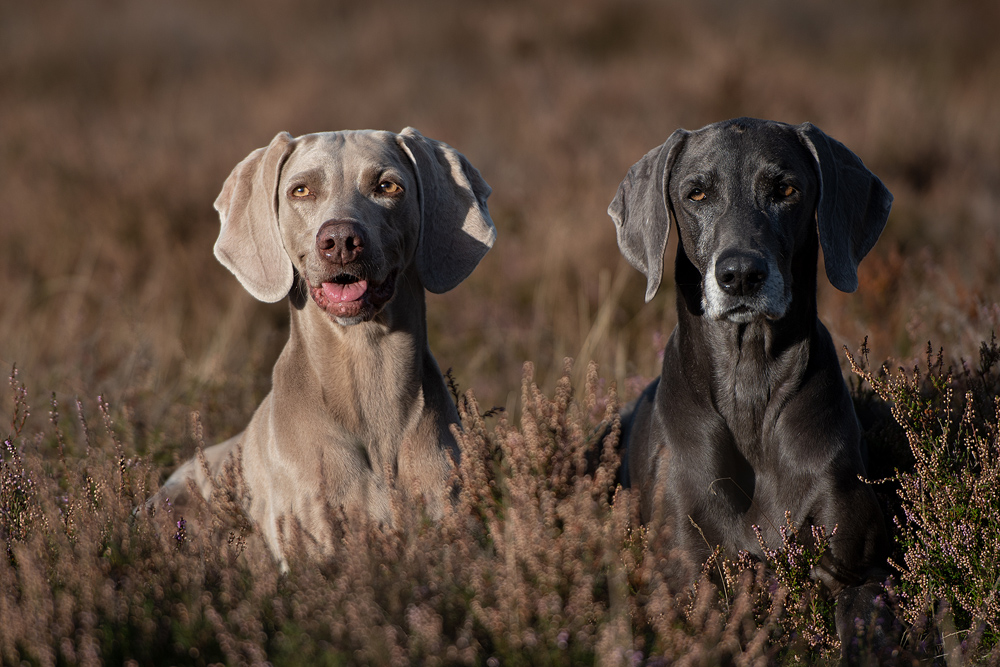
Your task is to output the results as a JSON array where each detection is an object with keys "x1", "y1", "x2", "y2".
[
  {"x1": 316, "y1": 220, "x2": 365, "y2": 264},
  {"x1": 715, "y1": 251, "x2": 768, "y2": 296}
]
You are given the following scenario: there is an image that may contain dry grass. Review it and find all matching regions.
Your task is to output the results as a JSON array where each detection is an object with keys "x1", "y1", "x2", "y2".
[{"x1": 2, "y1": 0, "x2": 999, "y2": 663}]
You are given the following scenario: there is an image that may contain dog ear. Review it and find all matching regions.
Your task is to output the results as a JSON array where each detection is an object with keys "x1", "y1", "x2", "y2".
[
  {"x1": 608, "y1": 130, "x2": 689, "y2": 302},
  {"x1": 213, "y1": 132, "x2": 296, "y2": 303},
  {"x1": 796, "y1": 123, "x2": 893, "y2": 293},
  {"x1": 396, "y1": 127, "x2": 496, "y2": 294}
]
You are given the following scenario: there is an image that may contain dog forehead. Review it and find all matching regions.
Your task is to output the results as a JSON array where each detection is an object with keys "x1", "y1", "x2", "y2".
[
  {"x1": 282, "y1": 130, "x2": 409, "y2": 179},
  {"x1": 679, "y1": 119, "x2": 810, "y2": 178}
]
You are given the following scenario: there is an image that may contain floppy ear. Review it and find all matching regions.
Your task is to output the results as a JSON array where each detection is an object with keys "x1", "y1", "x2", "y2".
[
  {"x1": 608, "y1": 130, "x2": 689, "y2": 302},
  {"x1": 796, "y1": 123, "x2": 893, "y2": 293},
  {"x1": 213, "y1": 132, "x2": 296, "y2": 303},
  {"x1": 396, "y1": 127, "x2": 496, "y2": 294}
]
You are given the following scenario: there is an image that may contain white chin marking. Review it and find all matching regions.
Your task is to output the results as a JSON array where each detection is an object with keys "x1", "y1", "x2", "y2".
[
  {"x1": 727, "y1": 310, "x2": 755, "y2": 324},
  {"x1": 334, "y1": 315, "x2": 365, "y2": 326}
]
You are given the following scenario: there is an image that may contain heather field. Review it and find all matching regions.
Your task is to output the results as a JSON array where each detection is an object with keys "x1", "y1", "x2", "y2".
[{"x1": 2, "y1": 0, "x2": 999, "y2": 664}]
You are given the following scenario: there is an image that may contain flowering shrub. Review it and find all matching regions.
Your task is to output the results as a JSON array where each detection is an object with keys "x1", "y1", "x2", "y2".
[
  {"x1": 849, "y1": 335, "x2": 1000, "y2": 660},
  {"x1": 3, "y1": 347, "x2": 1000, "y2": 664}
]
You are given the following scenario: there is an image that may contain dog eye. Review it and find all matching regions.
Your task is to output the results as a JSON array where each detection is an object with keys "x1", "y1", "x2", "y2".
[
  {"x1": 688, "y1": 188, "x2": 707, "y2": 202},
  {"x1": 378, "y1": 180, "x2": 403, "y2": 196},
  {"x1": 775, "y1": 184, "x2": 797, "y2": 199},
  {"x1": 290, "y1": 185, "x2": 312, "y2": 198}
]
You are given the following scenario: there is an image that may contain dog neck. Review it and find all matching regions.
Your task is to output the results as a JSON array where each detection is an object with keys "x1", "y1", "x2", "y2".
[
  {"x1": 673, "y1": 232, "x2": 823, "y2": 454},
  {"x1": 282, "y1": 263, "x2": 436, "y2": 446}
]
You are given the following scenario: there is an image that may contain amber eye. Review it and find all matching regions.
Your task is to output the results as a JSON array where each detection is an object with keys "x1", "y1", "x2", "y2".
[
  {"x1": 291, "y1": 185, "x2": 312, "y2": 198},
  {"x1": 688, "y1": 188, "x2": 707, "y2": 202},
  {"x1": 776, "y1": 184, "x2": 796, "y2": 199},
  {"x1": 378, "y1": 180, "x2": 403, "y2": 195}
]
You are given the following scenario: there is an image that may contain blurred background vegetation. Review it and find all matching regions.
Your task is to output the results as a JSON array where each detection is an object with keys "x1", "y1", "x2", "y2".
[
  {"x1": 2, "y1": 2, "x2": 1000, "y2": 663},
  {"x1": 2, "y1": 0, "x2": 998, "y2": 463}
]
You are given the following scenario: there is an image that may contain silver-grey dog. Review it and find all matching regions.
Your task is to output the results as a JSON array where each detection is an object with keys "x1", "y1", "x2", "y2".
[
  {"x1": 610, "y1": 117, "x2": 892, "y2": 650},
  {"x1": 150, "y1": 128, "x2": 495, "y2": 563}
]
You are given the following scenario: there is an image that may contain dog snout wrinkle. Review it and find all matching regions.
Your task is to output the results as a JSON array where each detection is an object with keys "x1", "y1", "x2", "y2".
[
  {"x1": 715, "y1": 250, "x2": 768, "y2": 296},
  {"x1": 317, "y1": 220, "x2": 365, "y2": 265}
]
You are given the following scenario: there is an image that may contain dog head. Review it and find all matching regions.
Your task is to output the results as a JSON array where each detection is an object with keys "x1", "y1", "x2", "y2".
[
  {"x1": 213, "y1": 128, "x2": 495, "y2": 325},
  {"x1": 609, "y1": 118, "x2": 892, "y2": 322}
]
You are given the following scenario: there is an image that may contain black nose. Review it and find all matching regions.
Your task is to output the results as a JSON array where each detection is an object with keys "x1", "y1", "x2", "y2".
[
  {"x1": 316, "y1": 220, "x2": 365, "y2": 265},
  {"x1": 715, "y1": 251, "x2": 769, "y2": 296}
]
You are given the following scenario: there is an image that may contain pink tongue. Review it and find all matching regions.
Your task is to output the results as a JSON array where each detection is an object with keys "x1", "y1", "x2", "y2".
[{"x1": 322, "y1": 280, "x2": 368, "y2": 302}]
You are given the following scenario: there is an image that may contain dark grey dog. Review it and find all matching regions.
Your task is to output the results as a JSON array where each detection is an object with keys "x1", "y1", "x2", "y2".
[{"x1": 609, "y1": 117, "x2": 892, "y2": 648}]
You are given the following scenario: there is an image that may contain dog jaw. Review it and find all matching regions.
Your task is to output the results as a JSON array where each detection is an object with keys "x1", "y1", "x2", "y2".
[{"x1": 308, "y1": 270, "x2": 398, "y2": 325}]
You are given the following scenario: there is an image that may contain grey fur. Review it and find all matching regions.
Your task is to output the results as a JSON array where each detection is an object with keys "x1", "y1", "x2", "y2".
[
  {"x1": 610, "y1": 117, "x2": 893, "y2": 655},
  {"x1": 150, "y1": 128, "x2": 494, "y2": 566}
]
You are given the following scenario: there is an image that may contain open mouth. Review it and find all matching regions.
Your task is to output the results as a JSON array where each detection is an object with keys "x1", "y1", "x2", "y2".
[
  {"x1": 322, "y1": 272, "x2": 369, "y2": 302},
  {"x1": 308, "y1": 270, "x2": 397, "y2": 321}
]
